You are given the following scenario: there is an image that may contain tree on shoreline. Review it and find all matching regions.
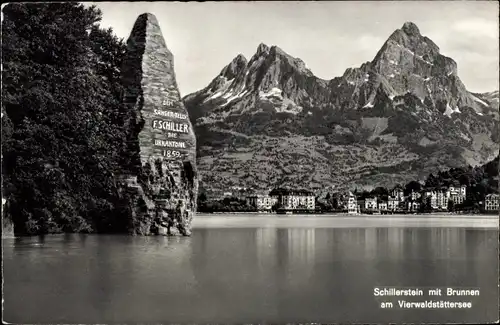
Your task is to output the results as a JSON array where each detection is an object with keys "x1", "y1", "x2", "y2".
[{"x1": 2, "y1": 3, "x2": 128, "y2": 235}]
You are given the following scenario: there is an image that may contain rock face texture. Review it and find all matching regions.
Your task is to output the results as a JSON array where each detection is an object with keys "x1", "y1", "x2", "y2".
[
  {"x1": 121, "y1": 13, "x2": 198, "y2": 236},
  {"x1": 184, "y1": 21, "x2": 499, "y2": 193}
]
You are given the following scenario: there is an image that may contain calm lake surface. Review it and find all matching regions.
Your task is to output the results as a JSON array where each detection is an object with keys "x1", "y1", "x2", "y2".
[{"x1": 3, "y1": 214, "x2": 499, "y2": 323}]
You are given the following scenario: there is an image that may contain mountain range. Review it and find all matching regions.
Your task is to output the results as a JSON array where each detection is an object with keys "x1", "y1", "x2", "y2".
[{"x1": 183, "y1": 22, "x2": 499, "y2": 193}]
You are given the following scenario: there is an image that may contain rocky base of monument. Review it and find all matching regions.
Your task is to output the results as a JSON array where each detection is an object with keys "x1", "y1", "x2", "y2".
[{"x1": 119, "y1": 158, "x2": 197, "y2": 237}]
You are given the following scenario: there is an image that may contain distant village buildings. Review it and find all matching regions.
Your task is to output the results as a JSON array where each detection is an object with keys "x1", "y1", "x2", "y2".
[
  {"x1": 344, "y1": 183, "x2": 484, "y2": 214},
  {"x1": 420, "y1": 186, "x2": 467, "y2": 210},
  {"x1": 218, "y1": 182, "x2": 496, "y2": 214},
  {"x1": 246, "y1": 188, "x2": 315, "y2": 211}
]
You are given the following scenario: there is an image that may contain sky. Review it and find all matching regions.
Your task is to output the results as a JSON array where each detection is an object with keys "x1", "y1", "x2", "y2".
[{"x1": 89, "y1": 1, "x2": 499, "y2": 96}]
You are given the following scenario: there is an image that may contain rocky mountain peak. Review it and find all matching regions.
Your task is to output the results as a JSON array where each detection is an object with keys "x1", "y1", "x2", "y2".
[
  {"x1": 379, "y1": 22, "x2": 440, "y2": 61},
  {"x1": 251, "y1": 43, "x2": 292, "y2": 62},
  {"x1": 219, "y1": 53, "x2": 248, "y2": 80},
  {"x1": 233, "y1": 53, "x2": 248, "y2": 64},
  {"x1": 365, "y1": 21, "x2": 467, "y2": 105},
  {"x1": 401, "y1": 21, "x2": 421, "y2": 36},
  {"x1": 256, "y1": 42, "x2": 270, "y2": 56},
  {"x1": 269, "y1": 45, "x2": 287, "y2": 56}
]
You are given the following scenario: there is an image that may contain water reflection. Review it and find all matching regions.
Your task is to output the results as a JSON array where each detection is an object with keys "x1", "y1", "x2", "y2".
[
  {"x1": 256, "y1": 227, "x2": 278, "y2": 267},
  {"x1": 3, "y1": 227, "x2": 498, "y2": 324},
  {"x1": 286, "y1": 228, "x2": 315, "y2": 268}
]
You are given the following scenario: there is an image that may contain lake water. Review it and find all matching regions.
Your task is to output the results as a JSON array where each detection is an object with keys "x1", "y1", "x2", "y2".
[{"x1": 3, "y1": 214, "x2": 499, "y2": 323}]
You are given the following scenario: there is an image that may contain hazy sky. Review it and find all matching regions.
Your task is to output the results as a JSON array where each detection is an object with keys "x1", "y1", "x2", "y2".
[{"x1": 89, "y1": 1, "x2": 499, "y2": 96}]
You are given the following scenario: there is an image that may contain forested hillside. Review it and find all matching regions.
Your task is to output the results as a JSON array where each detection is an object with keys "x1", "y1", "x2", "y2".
[{"x1": 2, "y1": 3, "x2": 131, "y2": 235}]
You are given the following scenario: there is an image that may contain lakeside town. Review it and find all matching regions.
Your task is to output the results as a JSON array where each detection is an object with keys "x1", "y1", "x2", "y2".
[
  {"x1": 198, "y1": 155, "x2": 499, "y2": 215},
  {"x1": 198, "y1": 184, "x2": 500, "y2": 214}
]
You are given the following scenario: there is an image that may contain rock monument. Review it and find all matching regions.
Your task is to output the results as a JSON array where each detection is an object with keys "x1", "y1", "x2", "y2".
[{"x1": 120, "y1": 13, "x2": 198, "y2": 236}]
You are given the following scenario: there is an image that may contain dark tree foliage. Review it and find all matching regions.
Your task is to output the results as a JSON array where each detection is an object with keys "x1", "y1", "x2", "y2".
[
  {"x1": 372, "y1": 186, "x2": 389, "y2": 198},
  {"x1": 197, "y1": 196, "x2": 254, "y2": 213},
  {"x1": 404, "y1": 181, "x2": 422, "y2": 195},
  {"x1": 2, "y1": 3, "x2": 129, "y2": 235},
  {"x1": 419, "y1": 155, "x2": 498, "y2": 209},
  {"x1": 419, "y1": 155, "x2": 498, "y2": 195}
]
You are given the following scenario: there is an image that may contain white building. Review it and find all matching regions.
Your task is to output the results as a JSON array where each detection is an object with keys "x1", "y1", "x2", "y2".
[
  {"x1": 410, "y1": 190, "x2": 421, "y2": 201},
  {"x1": 378, "y1": 201, "x2": 388, "y2": 211},
  {"x1": 391, "y1": 186, "x2": 405, "y2": 201},
  {"x1": 247, "y1": 194, "x2": 277, "y2": 211},
  {"x1": 423, "y1": 190, "x2": 448, "y2": 210},
  {"x1": 447, "y1": 185, "x2": 466, "y2": 206},
  {"x1": 406, "y1": 201, "x2": 420, "y2": 211},
  {"x1": 347, "y1": 192, "x2": 358, "y2": 214},
  {"x1": 388, "y1": 197, "x2": 399, "y2": 211},
  {"x1": 485, "y1": 194, "x2": 499, "y2": 211},
  {"x1": 450, "y1": 194, "x2": 464, "y2": 205},
  {"x1": 269, "y1": 188, "x2": 315, "y2": 211},
  {"x1": 365, "y1": 197, "x2": 377, "y2": 210}
]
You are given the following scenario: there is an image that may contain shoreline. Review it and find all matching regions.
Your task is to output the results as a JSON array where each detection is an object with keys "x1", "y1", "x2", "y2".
[{"x1": 196, "y1": 212, "x2": 499, "y2": 218}]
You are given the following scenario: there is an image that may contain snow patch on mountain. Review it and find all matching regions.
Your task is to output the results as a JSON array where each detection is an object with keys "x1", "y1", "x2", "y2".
[
  {"x1": 415, "y1": 55, "x2": 433, "y2": 66},
  {"x1": 222, "y1": 92, "x2": 233, "y2": 99},
  {"x1": 257, "y1": 87, "x2": 303, "y2": 114},
  {"x1": 443, "y1": 103, "x2": 460, "y2": 117},
  {"x1": 221, "y1": 90, "x2": 248, "y2": 107},
  {"x1": 259, "y1": 87, "x2": 283, "y2": 99},
  {"x1": 209, "y1": 91, "x2": 223, "y2": 100},
  {"x1": 471, "y1": 94, "x2": 488, "y2": 107}
]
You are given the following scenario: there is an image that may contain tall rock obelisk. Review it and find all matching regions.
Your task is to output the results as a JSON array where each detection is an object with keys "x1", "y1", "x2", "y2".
[{"x1": 121, "y1": 13, "x2": 198, "y2": 236}]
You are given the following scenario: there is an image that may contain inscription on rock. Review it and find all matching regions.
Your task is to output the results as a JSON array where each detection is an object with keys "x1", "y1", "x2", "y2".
[{"x1": 121, "y1": 12, "x2": 198, "y2": 236}]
